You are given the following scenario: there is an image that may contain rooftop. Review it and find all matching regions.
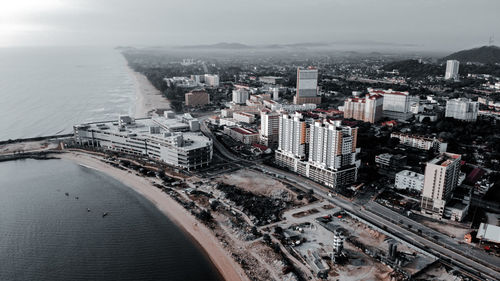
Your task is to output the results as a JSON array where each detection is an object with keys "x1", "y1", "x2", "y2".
[
  {"x1": 428, "y1": 153, "x2": 461, "y2": 167},
  {"x1": 75, "y1": 114, "x2": 210, "y2": 150}
]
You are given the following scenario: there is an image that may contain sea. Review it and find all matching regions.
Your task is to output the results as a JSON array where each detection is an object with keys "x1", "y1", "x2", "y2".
[
  {"x1": 0, "y1": 47, "x2": 222, "y2": 281},
  {"x1": 0, "y1": 47, "x2": 136, "y2": 141}
]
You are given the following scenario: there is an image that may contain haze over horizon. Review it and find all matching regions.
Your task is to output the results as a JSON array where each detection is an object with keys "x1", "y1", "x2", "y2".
[{"x1": 1, "y1": 0, "x2": 499, "y2": 52}]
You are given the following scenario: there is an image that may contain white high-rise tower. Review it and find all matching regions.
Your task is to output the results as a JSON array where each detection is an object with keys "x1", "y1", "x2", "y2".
[{"x1": 445, "y1": 60, "x2": 460, "y2": 80}]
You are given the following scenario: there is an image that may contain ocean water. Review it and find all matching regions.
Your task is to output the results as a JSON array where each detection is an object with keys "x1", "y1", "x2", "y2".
[
  {"x1": 0, "y1": 47, "x2": 223, "y2": 280},
  {"x1": 0, "y1": 159, "x2": 222, "y2": 281},
  {"x1": 0, "y1": 47, "x2": 136, "y2": 141}
]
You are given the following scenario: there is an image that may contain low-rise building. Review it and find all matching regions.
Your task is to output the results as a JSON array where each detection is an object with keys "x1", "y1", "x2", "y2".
[
  {"x1": 375, "y1": 153, "x2": 407, "y2": 170},
  {"x1": 395, "y1": 170, "x2": 424, "y2": 191},
  {"x1": 73, "y1": 113, "x2": 212, "y2": 170},
  {"x1": 224, "y1": 126, "x2": 259, "y2": 145},
  {"x1": 390, "y1": 132, "x2": 448, "y2": 153},
  {"x1": 185, "y1": 90, "x2": 210, "y2": 106},
  {"x1": 233, "y1": 112, "x2": 255, "y2": 123},
  {"x1": 476, "y1": 223, "x2": 500, "y2": 244}
]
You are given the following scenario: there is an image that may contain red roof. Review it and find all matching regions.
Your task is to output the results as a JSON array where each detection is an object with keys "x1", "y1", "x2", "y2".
[
  {"x1": 231, "y1": 127, "x2": 258, "y2": 135},
  {"x1": 252, "y1": 143, "x2": 268, "y2": 150},
  {"x1": 466, "y1": 168, "x2": 485, "y2": 185}
]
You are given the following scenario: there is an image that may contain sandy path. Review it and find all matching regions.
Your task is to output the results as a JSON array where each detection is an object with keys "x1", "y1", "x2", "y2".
[
  {"x1": 128, "y1": 67, "x2": 171, "y2": 118},
  {"x1": 58, "y1": 151, "x2": 249, "y2": 281}
]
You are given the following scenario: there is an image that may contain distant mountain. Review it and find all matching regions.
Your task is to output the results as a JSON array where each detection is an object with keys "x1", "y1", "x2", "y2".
[
  {"x1": 181, "y1": 42, "x2": 254, "y2": 49},
  {"x1": 443, "y1": 45, "x2": 500, "y2": 64}
]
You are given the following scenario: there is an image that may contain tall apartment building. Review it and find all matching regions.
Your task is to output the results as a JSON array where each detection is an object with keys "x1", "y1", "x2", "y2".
[
  {"x1": 275, "y1": 113, "x2": 360, "y2": 189},
  {"x1": 185, "y1": 90, "x2": 210, "y2": 106},
  {"x1": 204, "y1": 74, "x2": 219, "y2": 87},
  {"x1": 293, "y1": 67, "x2": 321, "y2": 105},
  {"x1": 232, "y1": 88, "x2": 249, "y2": 104},
  {"x1": 307, "y1": 119, "x2": 360, "y2": 187},
  {"x1": 259, "y1": 110, "x2": 280, "y2": 147},
  {"x1": 368, "y1": 89, "x2": 412, "y2": 120},
  {"x1": 445, "y1": 98, "x2": 479, "y2": 122},
  {"x1": 343, "y1": 94, "x2": 383, "y2": 123},
  {"x1": 277, "y1": 112, "x2": 308, "y2": 160},
  {"x1": 421, "y1": 153, "x2": 461, "y2": 218},
  {"x1": 444, "y1": 60, "x2": 459, "y2": 80}
]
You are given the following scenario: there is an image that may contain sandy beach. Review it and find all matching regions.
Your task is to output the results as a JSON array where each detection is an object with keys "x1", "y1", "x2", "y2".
[
  {"x1": 129, "y1": 67, "x2": 171, "y2": 118},
  {"x1": 58, "y1": 151, "x2": 249, "y2": 281}
]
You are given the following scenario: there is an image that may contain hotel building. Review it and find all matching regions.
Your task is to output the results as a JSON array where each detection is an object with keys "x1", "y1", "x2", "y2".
[
  {"x1": 421, "y1": 153, "x2": 461, "y2": 219},
  {"x1": 293, "y1": 67, "x2": 321, "y2": 105},
  {"x1": 368, "y1": 89, "x2": 412, "y2": 120},
  {"x1": 343, "y1": 94, "x2": 383, "y2": 123}
]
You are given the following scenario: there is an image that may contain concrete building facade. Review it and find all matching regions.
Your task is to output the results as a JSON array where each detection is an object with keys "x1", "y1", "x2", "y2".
[
  {"x1": 232, "y1": 88, "x2": 249, "y2": 104},
  {"x1": 343, "y1": 94, "x2": 384, "y2": 123},
  {"x1": 395, "y1": 170, "x2": 424, "y2": 191},
  {"x1": 421, "y1": 153, "x2": 461, "y2": 219},
  {"x1": 73, "y1": 113, "x2": 212, "y2": 170},
  {"x1": 445, "y1": 60, "x2": 459, "y2": 80},
  {"x1": 445, "y1": 98, "x2": 479, "y2": 122},
  {"x1": 259, "y1": 110, "x2": 280, "y2": 147},
  {"x1": 294, "y1": 67, "x2": 321, "y2": 105},
  {"x1": 275, "y1": 113, "x2": 360, "y2": 189},
  {"x1": 185, "y1": 90, "x2": 210, "y2": 106},
  {"x1": 369, "y1": 89, "x2": 412, "y2": 120}
]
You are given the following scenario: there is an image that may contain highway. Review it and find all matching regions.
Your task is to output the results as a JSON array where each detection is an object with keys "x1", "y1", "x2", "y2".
[{"x1": 200, "y1": 121, "x2": 500, "y2": 280}]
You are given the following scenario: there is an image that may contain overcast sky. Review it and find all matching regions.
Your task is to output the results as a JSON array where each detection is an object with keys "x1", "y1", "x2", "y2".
[{"x1": 1, "y1": 0, "x2": 499, "y2": 51}]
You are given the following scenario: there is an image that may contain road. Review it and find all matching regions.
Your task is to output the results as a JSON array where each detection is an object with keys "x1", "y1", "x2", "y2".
[{"x1": 200, "y1": 121, "x2": 500, "y2": 280}]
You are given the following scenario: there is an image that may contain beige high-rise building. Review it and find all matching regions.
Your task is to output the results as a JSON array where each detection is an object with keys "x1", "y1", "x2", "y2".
[
  {"x1": 343, "y1": 94, "x2": 383, "y2": 123},
  {"x1": 185, "y1": 90, "x2": 210, "y2": 106},
  {"x1": 421, "y1": 153, "x2": 461, "y2": 218},
  {"x1": 294, "y1": 67, "x2": 321, "y2": 105}
]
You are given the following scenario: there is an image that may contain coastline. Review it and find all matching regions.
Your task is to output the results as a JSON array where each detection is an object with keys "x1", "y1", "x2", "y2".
[
  {"x1": 58, "y1": 151, "x2": 249, "y2": 281},
  {"x1": 126, "y1": 65, "x2": 171, "y2": 118}
]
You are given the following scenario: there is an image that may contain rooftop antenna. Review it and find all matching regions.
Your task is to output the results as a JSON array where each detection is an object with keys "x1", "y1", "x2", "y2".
[{"x1": 489, "y1": 34, "x2": 494, "y2": 46}]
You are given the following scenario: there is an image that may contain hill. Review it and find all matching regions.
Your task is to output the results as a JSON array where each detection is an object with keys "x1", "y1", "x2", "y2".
[
  {"x1": 382, "y1": 60, "x2": 442, "y2": 78},
  {"x1": 180, "y1": 42, "x2": 253, "y2": 50},
  {"x1": 443, "y1": 45, "x2": 500, "y2": 64}
]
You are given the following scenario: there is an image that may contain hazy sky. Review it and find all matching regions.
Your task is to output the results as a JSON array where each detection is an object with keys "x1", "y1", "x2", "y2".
[{"x1": 1, "y1": 0, "x2": 499, "y2": 51}]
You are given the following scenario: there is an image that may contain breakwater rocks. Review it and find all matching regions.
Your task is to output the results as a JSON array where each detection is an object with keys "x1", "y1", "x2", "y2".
[{"x1": 0, "y1": 151, "x2": 62, "y2": 162}]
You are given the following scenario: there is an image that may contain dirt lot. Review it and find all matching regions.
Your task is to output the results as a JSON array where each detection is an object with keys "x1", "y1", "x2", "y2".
[{"x1": 218, "y1": 168, "x2": 298, "y2": 201}]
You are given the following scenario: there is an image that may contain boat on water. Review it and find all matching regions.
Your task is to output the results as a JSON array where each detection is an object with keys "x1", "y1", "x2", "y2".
[
  {"x1": 102, "y1": 212, "x2": 109, "y2": 217},
  {"x1": 87, "y1": 208, "x2": 91, "y2": 212},
  {"x1": 65, "y1": 192, "x2": 69, "y2": 196},
  {"x1": 75, "y1": 197, "x2": 79, "y2": 200}
]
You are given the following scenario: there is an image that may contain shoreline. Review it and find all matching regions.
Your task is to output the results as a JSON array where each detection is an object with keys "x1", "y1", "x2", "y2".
[
  {"x1": 126, "y1": 64, "x2": 171, "y2": 118},
  {"x1": 58, "y1": 151, "x2": 249, "y2": 281}
]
